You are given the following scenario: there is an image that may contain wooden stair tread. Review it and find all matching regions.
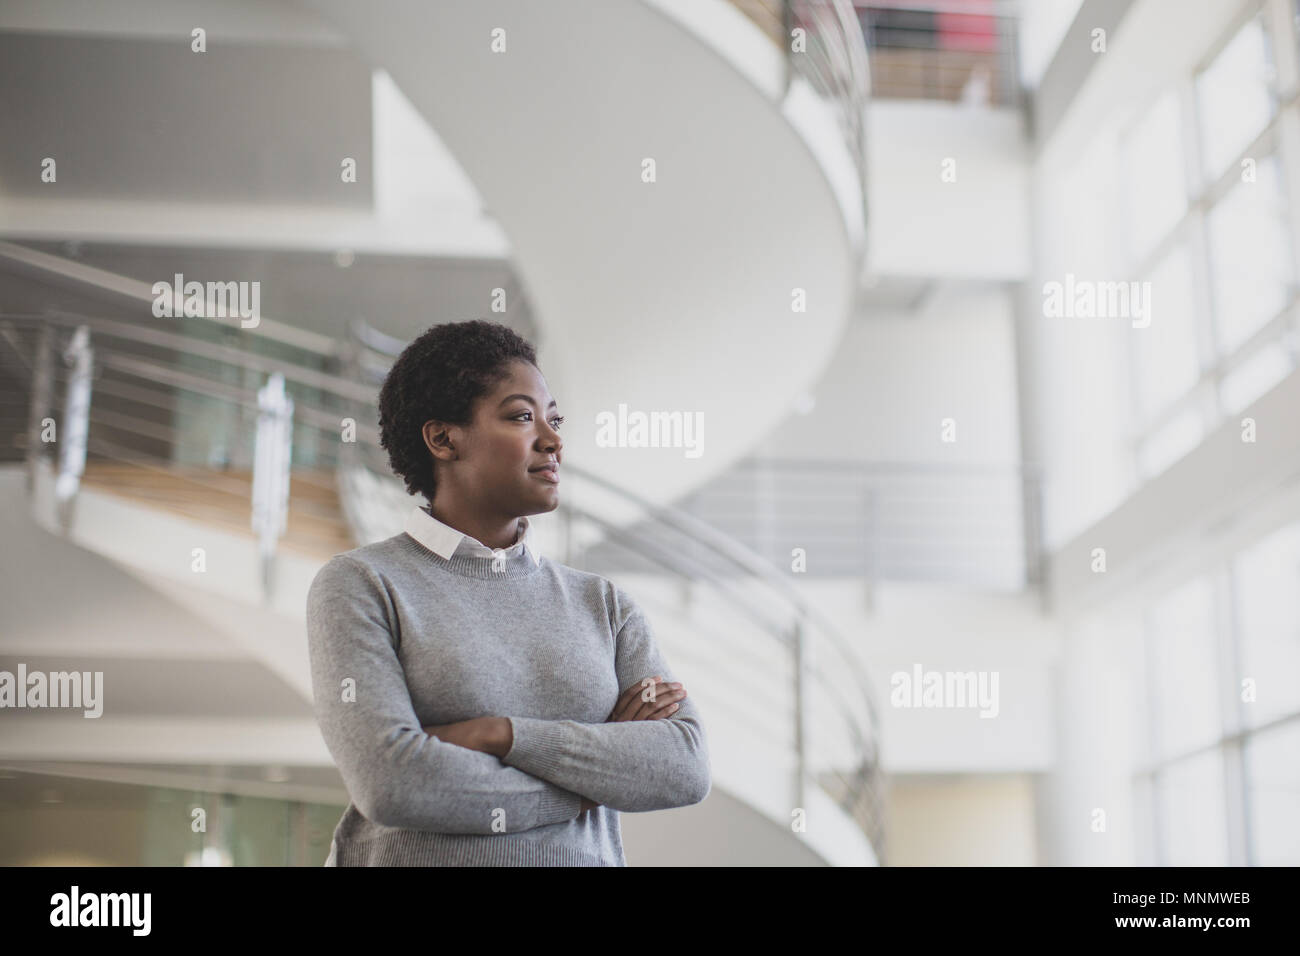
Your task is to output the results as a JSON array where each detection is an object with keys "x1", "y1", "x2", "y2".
[{"x1": 76, "y1": 461, "x2": 356, "y2": 557}]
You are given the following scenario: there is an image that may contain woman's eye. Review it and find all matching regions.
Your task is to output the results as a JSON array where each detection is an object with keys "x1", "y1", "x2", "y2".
[{"x1": 515, "y1": 412, "x2": 564, "y2": 430}]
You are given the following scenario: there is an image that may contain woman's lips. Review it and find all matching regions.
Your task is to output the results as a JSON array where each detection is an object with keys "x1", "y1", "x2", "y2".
[{"x1": 530, "y1": 468, "x2": 559, "y2": 483}]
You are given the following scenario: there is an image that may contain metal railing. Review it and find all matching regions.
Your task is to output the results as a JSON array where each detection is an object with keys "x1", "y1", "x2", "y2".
[
  {"x1": 857, "y1": 1, "x2": 1022, "y2": 106},
  {"x1": 733, "y1": 1, "x2": 1022, "y2": 109},
  {"x1": 667, "y1": 455, "x2": 1043, "y2": 592},
  {"x1": 0, "y1": 291, "x2": 888, "y2": 862},
  {"x1": 2, "y1": 311, "x2": 365, "y2": 576},
  {"x1": 729, "y1": 0, "x2": 872, "y2": 252}
]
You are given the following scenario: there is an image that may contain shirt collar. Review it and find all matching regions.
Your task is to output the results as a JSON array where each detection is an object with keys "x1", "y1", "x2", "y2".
[{"x1": 404, "y1": 504, "x2": 543, "y2": 567}]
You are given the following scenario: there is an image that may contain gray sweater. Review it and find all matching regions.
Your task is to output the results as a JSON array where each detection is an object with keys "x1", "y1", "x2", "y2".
[{"x1": 305, "y1": 528, "x2": 711, "y2": 866}]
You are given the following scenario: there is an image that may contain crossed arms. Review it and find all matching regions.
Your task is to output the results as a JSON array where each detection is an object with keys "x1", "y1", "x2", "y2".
[{"x1": 305, "y1": 555, "x2": 711, "y2": 835}]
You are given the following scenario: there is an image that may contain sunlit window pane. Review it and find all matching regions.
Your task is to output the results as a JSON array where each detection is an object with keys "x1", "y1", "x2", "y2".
[
  {"x1": 1122, "y1": 89, "x2": 1186, "y2": 262},
  {"x1": 1148, "y1": 575, "x2": 1222, "y2": 759},
  {"x1": 1157, "y1": 750, "x2": 1231, "y2": 865},
  {"x1": 1208, "y1": 158, "x2": 1293, "y2": 353},
  {"x1": 1232, "y1": 521, "x2": 1300, "y2": 727},
  {"x1": 1244, "y1": 721, "x2": 1300, "y2": 865},
  {"x1": 1134, "y1": 244, "x2": 1199, "y2": 417},
  {"x1": 1196, "y1": 14, "x2": 1276, "y2": 181}
]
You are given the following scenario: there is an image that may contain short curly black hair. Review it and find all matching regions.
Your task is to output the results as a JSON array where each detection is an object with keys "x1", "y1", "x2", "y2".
[{"x1": 377, "y1": 319, "x2": 539, "y2": 503}]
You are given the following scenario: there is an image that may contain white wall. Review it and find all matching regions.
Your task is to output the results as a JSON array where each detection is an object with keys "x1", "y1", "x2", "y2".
[
  {"x1": 754, "y1": 283, "x2": 1023, "y2": 465},
  {"x1": 866, "y1": 101, "x2": 1031, "y2": 281}
]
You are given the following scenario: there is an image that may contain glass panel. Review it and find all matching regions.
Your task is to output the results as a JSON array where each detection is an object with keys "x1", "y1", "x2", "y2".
[
  {"x1": 1157, "y1": 750, "x2": 1231, "y2": 865},
  {"x1": 1208, "y1": 157, "x2": 1292, "y2": 354},
  {"x1": 1134, "y1": 244, "x2": 1199, "y2": 418},
  {"x1": 1196, "y1": 14, "x2": 1276, "y2": 181},
  {"x1": 1122, "y1": 89, "x2": 1186, "y2": 263},
  {"x1": 1232, "y1": 521, "x2": 1300, "y2": 727},
  {"x1": 1220, "y1": 342, "x2": 1294, "y2": 413},
  {"x1": 1148, "y1": 575, "x2": 1222, "y2": 759},
  {"x1": 1244, "y1": 720, "x2": 1300, "y2": 865}
]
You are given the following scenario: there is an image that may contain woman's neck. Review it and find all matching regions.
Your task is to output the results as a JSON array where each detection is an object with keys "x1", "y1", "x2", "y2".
[{"x1": 426, "y1": 502, "x2": 522, "y2": 551}]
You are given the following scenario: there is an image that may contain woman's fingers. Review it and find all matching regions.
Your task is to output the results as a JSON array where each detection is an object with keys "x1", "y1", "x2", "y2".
[
  {"x1": 628, "y1": 686, "x2": 686, "y2": 721},
  {"x1": 608, "y1": 676, "x2": 661, "y2": 720},
  {"x1": 620, "y1": 676, "x2": 686, "y2": 721},
  {"x1": 608, "y1": 676, "x2": 679, "y2": 721}
]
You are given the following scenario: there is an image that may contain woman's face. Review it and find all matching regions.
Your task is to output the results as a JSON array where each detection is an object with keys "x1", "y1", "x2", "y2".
[{"x1": 429, "y1": 358, "x2": 563, "y2": 517}]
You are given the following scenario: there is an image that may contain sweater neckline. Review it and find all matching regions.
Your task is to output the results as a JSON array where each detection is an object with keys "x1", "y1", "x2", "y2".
[{"x1": 397, "y1": 531, "x2": 544, "y2": 580}]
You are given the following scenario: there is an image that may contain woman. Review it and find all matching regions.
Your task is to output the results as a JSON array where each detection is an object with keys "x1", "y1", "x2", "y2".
[{"x1": 306, "y1": 319, "x2": 711, "y2": 866}]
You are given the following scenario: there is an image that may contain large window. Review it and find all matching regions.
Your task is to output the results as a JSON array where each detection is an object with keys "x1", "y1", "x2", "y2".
[
  {"x1": 1133, "y1": 245, "x2": 1200, "y2": 418},
  {"x1": 1133, "y1": 243, "x2": 1203, "y2": 477},
  {"x1": 1195, "y1": 11, "x2": 1276, "y2": 181},
  {"x1": 1137, "y1": 519, "x2": 1300, "y2": 865},
  {"x1": 1232, "y1": 521, "x2": 1300, "y2": 727},
  {"x1": 1207, "y1": 157, "x2": 1293, "y2": 353},
  {"x1": 1157, "y1": 750, "x2": 1231, "y2": 866},
  {"x1": 1121, "y1": 3, "x2": 1300, "y2": 481},
  {"x1": 1244, "y1": 721, "x2": 1300, "y2": 866},
  {"x1": 1121, "y1": 89, "x2": 1187, "y2": 263},
  {"x1": 1147, "y1": 577, "x2": 1221, "y2": 760}
]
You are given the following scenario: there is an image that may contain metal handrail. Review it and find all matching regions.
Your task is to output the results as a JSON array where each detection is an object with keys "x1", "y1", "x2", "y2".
[
  {"x1": 0, "y1": 240, "x2": 342, "y2": 358},
  {"x1": 680, "y1": 454, "x2": 1040, "y2": 593},
  {"x1": 795, "y1": 0, "x2": 871, "y2": 250},
  {"x1": 728, "y1": 1, "x2": 872, "y2": 253}
]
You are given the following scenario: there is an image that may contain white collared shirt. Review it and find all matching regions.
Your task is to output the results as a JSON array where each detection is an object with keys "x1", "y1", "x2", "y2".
[{"x1": 403, "y1": 504, "x2": 543, "y2": 568}]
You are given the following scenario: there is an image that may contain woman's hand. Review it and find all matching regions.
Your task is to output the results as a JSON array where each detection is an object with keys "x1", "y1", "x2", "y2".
[
  {"x1": 577, "y1": 677, "x2": 686, "y2": 817},
  {"x1": 422, "y1": 716, "x2": 510, "y2": 757},
  {"x1": 422, "y1": 678, "x2": 687, "y2": 817},
  {"x1": 606, "y1": 675, "x2": 687, "y2": 722}
]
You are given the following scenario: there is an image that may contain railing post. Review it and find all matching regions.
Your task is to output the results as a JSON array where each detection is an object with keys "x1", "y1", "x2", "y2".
[
  {"x1": 781, "y1": 1, "x2": 794, "y2": 99},
  {"x1": 55, "y1": 325, "x2": 93, "y2": 533},
  {"x1": 26, "y1": 321, "x2": 56, "y2": 497},
  {"x1": 791, "y1": 615, "x2": 808, "y2": 817},
  {"x1": 1020, "y1": 465, "x2": 1045, "y2": 610},
  {"x1": 252, "y1": 371, "x2": 294, "y2": 599},
  {"x1": 862, "y1": 486, "x2": 877, "y2": 613},
  {"x1": 757, "y1": 455, "x2": 776, "y2": 566}
]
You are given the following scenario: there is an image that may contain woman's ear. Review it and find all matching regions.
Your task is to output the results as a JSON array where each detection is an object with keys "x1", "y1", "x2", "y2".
[{"x1": 422, "y1": 421, "x2": 457, "y2": 461}]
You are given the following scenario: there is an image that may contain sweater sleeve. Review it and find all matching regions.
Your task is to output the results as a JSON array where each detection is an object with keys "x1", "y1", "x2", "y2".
[
  {"x1": 500, "y1": 585, "x2": 712, "y2": 812},
  {"x1": 306, "y1": 555, "x2": 584, "y2": 834}
]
